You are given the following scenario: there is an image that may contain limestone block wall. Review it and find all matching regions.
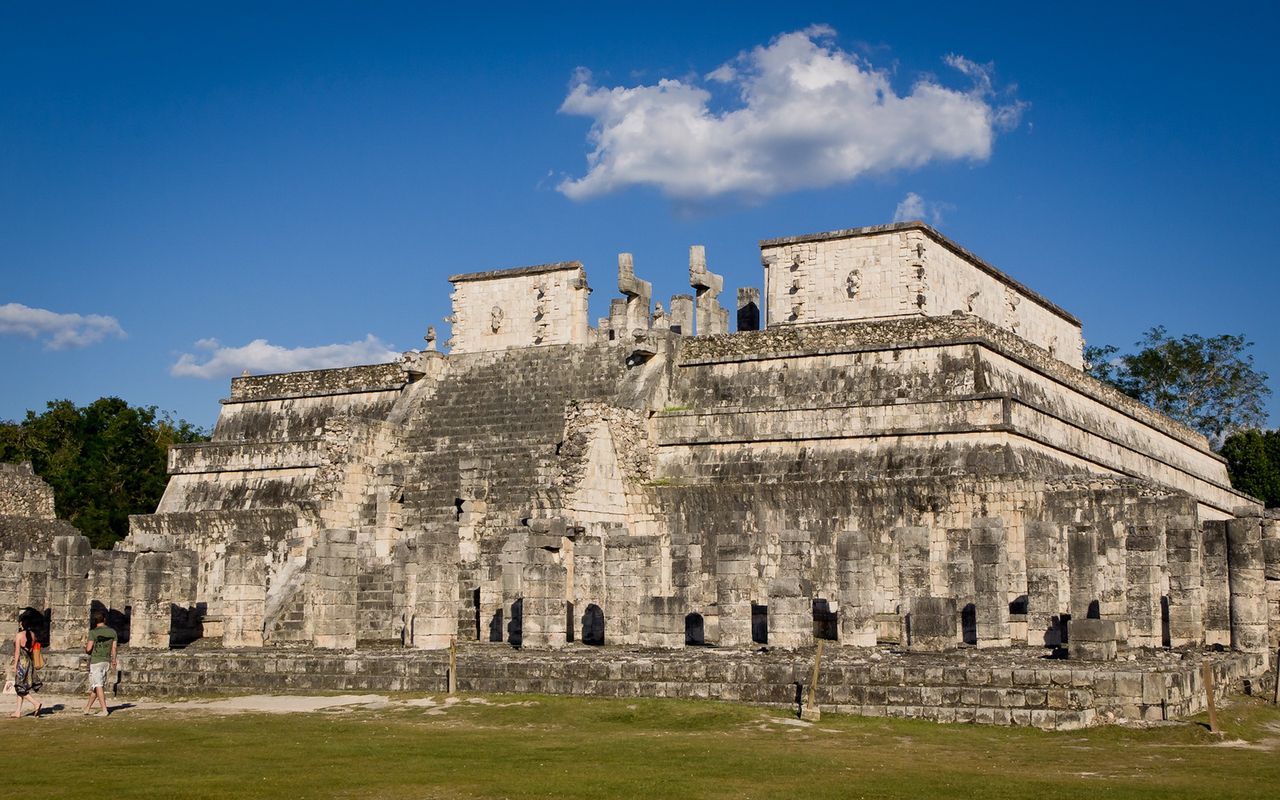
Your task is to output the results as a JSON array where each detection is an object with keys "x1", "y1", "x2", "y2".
[
  {"x1": 661, "y1": 316, "x2": 1250, "y2": 517},
  {"x1": 0, "y1": 463, "x2": 56, "y2": 518},
  {"x1": 760, "y1": 223, "x2": 1084, "y2": 368},
  {"x1": 448, "y1": 262, "x2": 590, "y2": 353},
  {"x1": 637, "y1": 473, "x2": 1259, "y2": 657}
]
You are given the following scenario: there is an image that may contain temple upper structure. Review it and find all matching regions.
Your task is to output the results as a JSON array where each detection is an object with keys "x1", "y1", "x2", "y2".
[{"x1": 761, "y1": 222, "x2": 1084, "y2": 369}]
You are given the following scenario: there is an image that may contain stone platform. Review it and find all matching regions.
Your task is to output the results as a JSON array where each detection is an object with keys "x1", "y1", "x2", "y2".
[{"x1": 32, "y1": 644, "x2": 1265, "y2": 731}]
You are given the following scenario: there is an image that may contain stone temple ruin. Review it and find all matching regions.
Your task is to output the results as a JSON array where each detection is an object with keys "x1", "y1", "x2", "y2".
[{"x1": 3, "y1": 221, "x2": 1278, "y2": 728}]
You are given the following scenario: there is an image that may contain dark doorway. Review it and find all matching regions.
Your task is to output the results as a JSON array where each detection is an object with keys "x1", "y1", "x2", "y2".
[
  {"x1": 685, "y1": 613, "x2": 705, "y2": 646},
  {"x1": 812, "y1": 599, "x2": 838, "y2": 640},
  {"x1": 751, "y1": 603, "x2": 768, "y2": 645},
  {"x1": 581, "y1": 604, "x2": 605, "y2": 646},
  {"x1": 961, "y1": 603, "x2": 977, "y2": 645}
]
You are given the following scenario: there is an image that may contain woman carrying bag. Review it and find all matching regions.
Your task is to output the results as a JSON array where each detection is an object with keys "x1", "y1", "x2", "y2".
[{"x1": 9, "y1": 612, "x2": 43, "y2": 718}]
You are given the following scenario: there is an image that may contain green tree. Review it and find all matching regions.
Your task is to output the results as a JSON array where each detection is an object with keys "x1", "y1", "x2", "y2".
[
  {"x1": 1085, "y1": 327, "x2": 1270, "y2": 447},
  {"x1": 0, "y1": 397, "x2": 208, "y2": 548},
  {"x1": 1219, "y1": 428, "x2": 1280, "y2": 507}
]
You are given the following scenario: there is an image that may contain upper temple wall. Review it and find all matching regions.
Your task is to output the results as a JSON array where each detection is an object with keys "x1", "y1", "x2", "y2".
[
  {"x1": 448, "y1": 262, "x2": 591, "y2": 353},
  {"x1": 760, "y1": 222, "x2": 1085, "y2": 369}
]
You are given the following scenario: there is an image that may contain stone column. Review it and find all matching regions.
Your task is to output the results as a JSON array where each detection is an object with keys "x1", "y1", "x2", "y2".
[
  {"x1": 736, "y1": 287, "x2": 760, "y2": 332},
  {"x1": 668, "y1": 295, "x2": 694, "y2": 336},
  {"x1": 410, "y1": 527, "x2": 460, "y2": 650},
  {"x1": 1024, "y1": 521, "x2": 1064, "y2": 646},
  {"x1": 896, "y1": 526, "x2": 930, "y2": 602},
  {"x1": 1165, "y1": 520, "x2": 1204, "y2": 646},
  {"x1": 127, "y1": 552, "x2": 170, "y2": 649},
  {"x1": 520, "y1": 558, "x2": 567, "y2": 649},
  {"x1": 971, "y1": 519, "x2": 1010, "y2": 648},
  {"x1": 1067, "y1": 527, "x2": 1099, "y2": 622},
  {"x1": 222, "y1": 540, "x2": 267, "y2": 648},
  {"x1": 1265, "y1": 517, "x2": 1280, "y2": 651},
  {"x1": 49, "y1": 534, "x2": 92, "y2": 651},
  {"x1": 905, "y1": 596, "x2": 958, "y2": 652},
  {"x1": 638, "y1": 596, "x2": 684, "y2": 648},
  {"x1": 767, "y1": 577, "x2": 813, "y2": 649},
  {"x1": 309, "y1": 528, "x2": 358, "y2": 650},
  {"x1": 872, "y1": 528, "x2": 899, "y2": 615},
  {"x1": 617, "y1": 253, "x2": 652, "y2": 336},
  {"x1": 837, "y1": 530, "x2": 875, "y2": 646},
  {"x1": 945, "y1": 527, "x2": 976, "y2": 644},
  {"x1": 1124, "y1": 524, "x2": 1164, "y2": 648},
  {"x1": 715, "y1": 538, "x2": 754, "y2": 647},
  {"x1": 1202, "y1": 521, "x2": 1231, "y2": 647},
  {"x1": 689, "y1": 246, "x2": 728, "y2": 336},
  {"x1": 1226, "y1": 515, "x2": 1269, "y2": 667}
]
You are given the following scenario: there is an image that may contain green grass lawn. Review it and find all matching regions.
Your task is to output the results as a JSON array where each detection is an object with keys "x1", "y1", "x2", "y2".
[{"x1": 3, "y1": 693, "x2": 1277, "y2": 799}]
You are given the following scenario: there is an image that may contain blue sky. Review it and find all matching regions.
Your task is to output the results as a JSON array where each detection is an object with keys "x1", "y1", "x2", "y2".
[{"x1": 2, "y1": 2, "x2": 1278, "y2": 430}]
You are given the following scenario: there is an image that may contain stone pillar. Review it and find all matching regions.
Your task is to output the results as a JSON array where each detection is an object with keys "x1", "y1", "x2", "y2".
[
  {"x1": 520, "y1": 558, "x2": 567, "y2": 649},
  {"x1": 1265, "y1": 517, "x2": 1280, "y2": 651},
  {"x1": 638, "y1": 596, "x2": 684, "y2": 648},
  {"x1": 1067, "y1": 527, "x2": 1099, "y2": 622},
  {"x1": 837, "y1": 530, "x2": 876, "y2": 646},
  {"x1": 767, "y1": 577, "x2": 813, "y2": 649},
  {"x1": 668, "y1": 295, "x2": 694, "y2": 336},
  {"x1": 309, "y1": 528, "x2": 358, "y2": 650},
  {"x1": 1024, "y1": 521, "x2": 1064, "y2": 646},
  {"x1": 736, "y1": 287, "x2": 760, "y2": 332},
  {"x1": 716, "y1": 538, "x2": 754, "y2": 646},
  {"x1": 872, "y1": 528, "x2": 899, "y2": 615},
  {"x1": 1098, "y1": 523, "x2": 1127, "y2": 633},
  {"x1": 971, "y1": 519, "x2": 1010, "y2": 648},
  {"x1": 945, "y1": 528, "x2": 976, "y2": 644},
  {"x1": 617, "y1": 253, "x2": 652, "y2": 336},
  {"x1": 410, "y1": 527, "x2": 460, "y2": 650},
  {"x1": 603, "y1": 532, "x2": 653, "y2": 645},
  {"x1": 688, "y1": 245, "x2": 728, "y2": 336},
  {"x1": 905, "y1": 596, "x2": 958, "y2": 652},
  {"x1": 896, "y1": 526, "x2": 930, "y2": 602},
  {"x1": 18, "y1": 553, "x2": 50, "y2": 628},
  {"x1": 607, "y1": 298, "x2": 628, "y2": 341},
  {"x1": 223, "y1": 540, "x2": 267, "y2": 648},
  {"x1": 127, "y1": 552, "x2": 170, "y2": 649},
  {"x1": 1202, "y1": 521, "x2": 1231, "y2": 647},
  {"x1": 49, "y1": 534, "x2": 92, "y2": 651},
  {"x1": 1124, "y1": 524, "x2": 1164, "y2": 648},
  {"x1": 1165, "y1": 521, "x2": 1204, "y2": 646},
  {"x1": 1067, "y1": 619, "x2": 1118, "y2": 661},
  {"x1": 1226, "y1": 515, "x2": 1269, "y2": 667}
]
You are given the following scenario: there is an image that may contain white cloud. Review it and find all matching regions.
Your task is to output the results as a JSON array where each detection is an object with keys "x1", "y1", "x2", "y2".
[
  {"x1": 0, "y1": 302, "x2": 126, "y2": 349},
  {"x1": 558, "y1": 26, "x2": 1024, "y2": 202},
  {"x1": 893, "y1": 192, "x2": 927, "y2": 222},
  {"x1": 893, "y1": 192, "x2": 952, "y2": 225},
  {"x1": 171, "y1": 335, "x2": 400, "y2": 379}
]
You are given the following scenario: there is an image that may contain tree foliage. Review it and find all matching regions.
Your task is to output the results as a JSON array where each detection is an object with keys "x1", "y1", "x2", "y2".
[
  {"x1": 0, "y1": 397, "x2": 208, "y2": 548},
  {"x1": 1219, "y1": 428, "x2": 1280, "y2": 508},
  {"x1": 1085, "y1": 326, "x2": 1270, "y2": 447}
]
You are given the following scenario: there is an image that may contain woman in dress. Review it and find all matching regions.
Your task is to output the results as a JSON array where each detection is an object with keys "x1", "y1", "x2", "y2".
[{"x1": 10, "y1": 612, "x2": 42, "y2": 718}]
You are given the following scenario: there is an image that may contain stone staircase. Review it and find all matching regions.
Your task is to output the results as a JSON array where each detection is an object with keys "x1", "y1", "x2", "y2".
[{"x1": 399, "y1": 342, "x2": 628, "y2": 529}]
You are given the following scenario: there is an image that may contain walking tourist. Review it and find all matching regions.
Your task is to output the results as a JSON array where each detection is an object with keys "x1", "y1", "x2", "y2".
[
  {"x1": 82, "y1": 609, "x2": 117, "y2": 716},
  {"x1": 9, "y1": 612, "x2": 43, "y2": 718}
]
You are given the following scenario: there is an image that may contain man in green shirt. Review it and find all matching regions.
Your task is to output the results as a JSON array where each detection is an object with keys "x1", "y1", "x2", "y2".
[{"x1": 82, "y1": 610, "x2": 117, "y2": 716}]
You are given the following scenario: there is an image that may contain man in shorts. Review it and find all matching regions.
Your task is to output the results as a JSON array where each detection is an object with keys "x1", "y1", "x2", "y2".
[{"x1": 83, "y1": 610, "x2": 117, "y2": 716}]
